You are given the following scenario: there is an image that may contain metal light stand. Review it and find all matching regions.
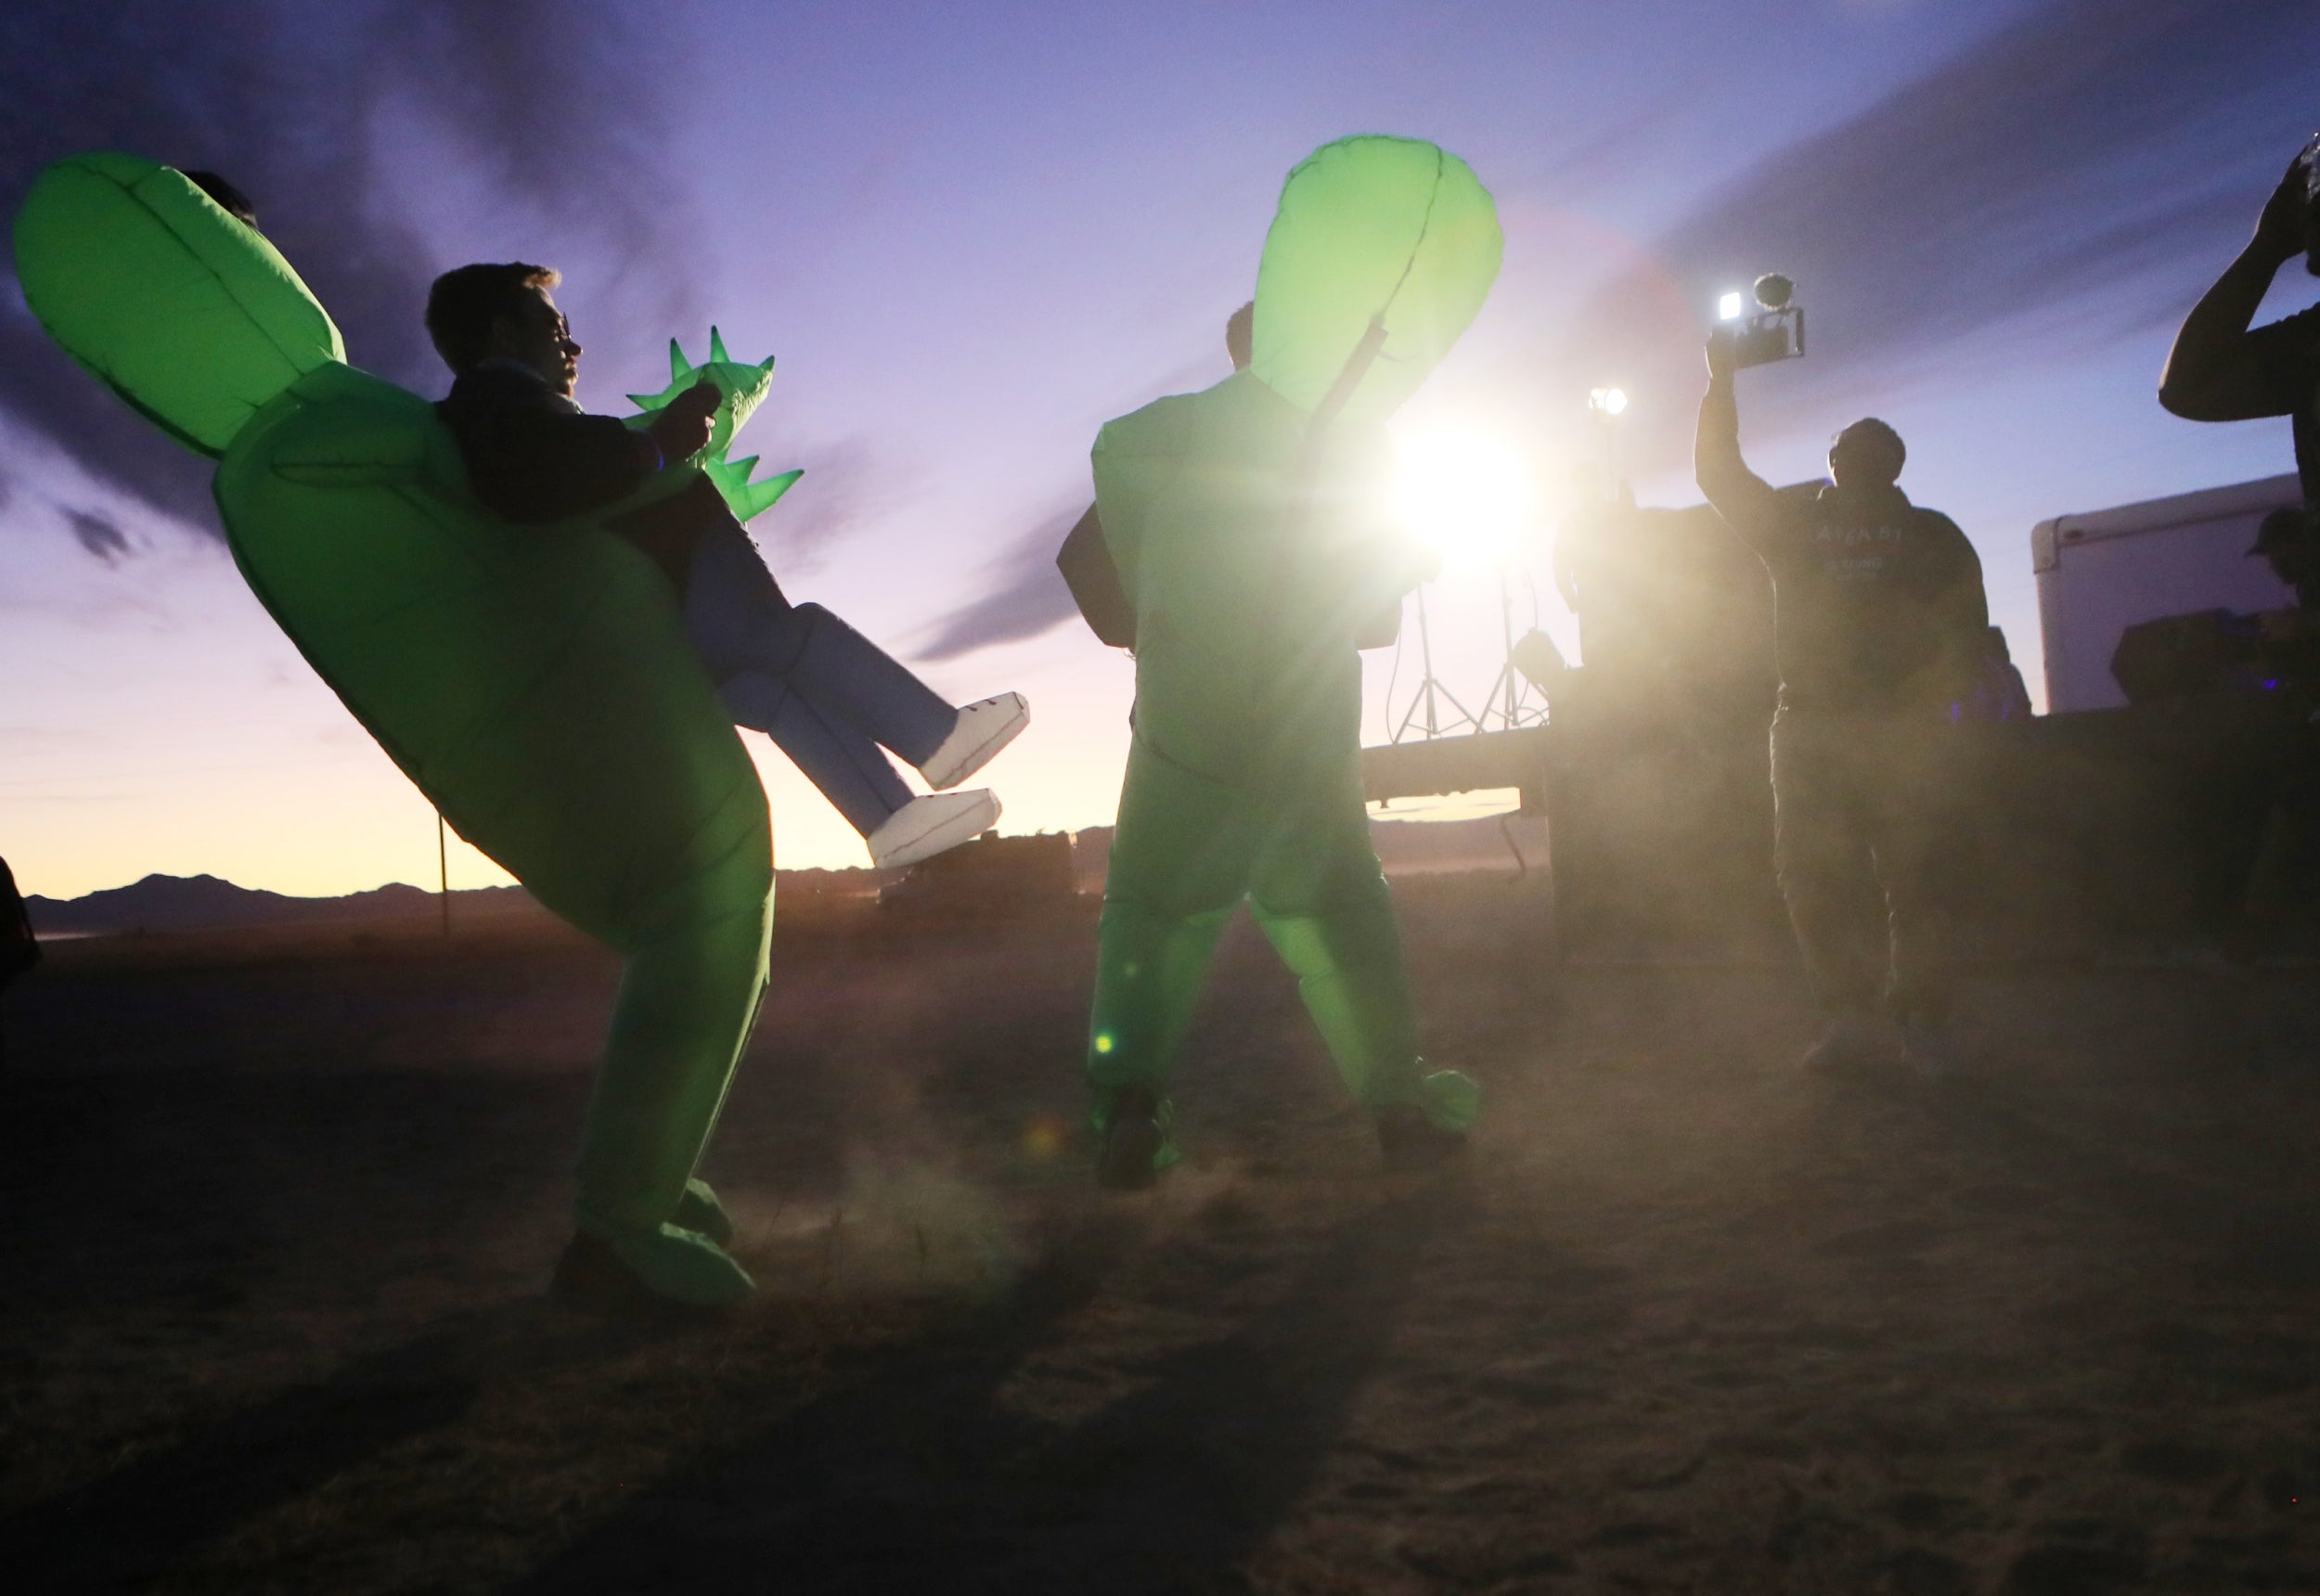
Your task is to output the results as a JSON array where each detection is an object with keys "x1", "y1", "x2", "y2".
[
  {"x1": 1389, "y1": 585, "x2": 1485, "y2": 742},
  {"x1": 1387, "y1": 566, "x2": 1550, "y2": 744},
  {"x1": 1474, "y1": 566, "x2": 1551, "y2": 733}
]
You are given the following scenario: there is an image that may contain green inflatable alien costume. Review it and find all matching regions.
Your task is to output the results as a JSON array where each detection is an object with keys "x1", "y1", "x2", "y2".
[
  {"x1": 1086, "y1": 135, "x2": 1502, "y2": 1179},
  {"x1": 14, "y1": 153, "x2": 805, "y2": 1305}
]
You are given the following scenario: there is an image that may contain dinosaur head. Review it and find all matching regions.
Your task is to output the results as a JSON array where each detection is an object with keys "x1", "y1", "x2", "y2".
[
  {"x1": 13, "y1": 153, "x2": 345, "y2": 459},
  {"x1": 1249, "y1": 135, "x2": 1502, "y2": 427},
  {"x1": 626, "y1": 329, "x2": 798, "y2": 523}
]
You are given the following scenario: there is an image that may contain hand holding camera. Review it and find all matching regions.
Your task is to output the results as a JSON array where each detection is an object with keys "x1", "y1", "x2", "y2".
[
  {"x1": 1706, "y1": 273, "x2": 1806, "y2": 377},
  {"x1": 2258, "y1": 135, "x2": 2320, "y2": 277}
]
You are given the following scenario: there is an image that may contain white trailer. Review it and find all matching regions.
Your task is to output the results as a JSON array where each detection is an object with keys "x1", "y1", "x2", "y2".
[{"x1": 2032, "y1": 473, "x2": 2304, "y2": 713}]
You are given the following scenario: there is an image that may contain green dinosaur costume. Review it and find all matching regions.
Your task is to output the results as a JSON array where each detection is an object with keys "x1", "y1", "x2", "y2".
[
  {"x1": 1086, "y1": 135, "x2": 1503, "y2": 1164},
  {"x1": 14, "y1": 153, "x2": 806, "y2": 1305}
]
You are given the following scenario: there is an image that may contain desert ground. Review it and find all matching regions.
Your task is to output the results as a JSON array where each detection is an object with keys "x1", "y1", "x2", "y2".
[{"x1": 6, "y1": 875, "x2": 2320, "y2": 1593}]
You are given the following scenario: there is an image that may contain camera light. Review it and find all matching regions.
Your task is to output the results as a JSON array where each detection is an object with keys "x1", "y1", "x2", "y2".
[{"x1": 1718, "y1": 291, "x2": 1744, "y2": 322}]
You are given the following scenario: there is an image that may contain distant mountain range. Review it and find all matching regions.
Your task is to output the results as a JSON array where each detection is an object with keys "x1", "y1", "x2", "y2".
[
  {"x1": 24, "y1": 815, "x2": 1539, "y2": 937},
  {"x1": 22, "y1": 874, "x2": 533, "y2": 936}
]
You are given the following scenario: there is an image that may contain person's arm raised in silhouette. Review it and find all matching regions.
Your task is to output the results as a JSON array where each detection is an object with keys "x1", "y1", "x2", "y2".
[
  {"x1": 2160, "y1": 152, "x2": 2317, "y2": 421},
  {"x1": 1695, "y1": 328, "x2": 1783, "y2": 550}
]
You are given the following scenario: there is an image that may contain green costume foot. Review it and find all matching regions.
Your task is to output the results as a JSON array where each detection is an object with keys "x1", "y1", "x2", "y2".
[
  {"x1": 1406, "y1": 1066, "x2": 1481, "y2": 1133},
  {"x1": 1096, "y1": 1085, "x2": 1171, "y2": 1190},
  {"x1": 574, "y1": 1221, "x2": 755, "y2": 1308},
  {"x1": 674, "y1": 1177, "x2": 734, "y2": 1245}
]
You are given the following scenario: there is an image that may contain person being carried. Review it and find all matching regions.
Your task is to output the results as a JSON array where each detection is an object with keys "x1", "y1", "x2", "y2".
[
  {"x1": 1696, "y1": 332, "x2": 1989, "y2": 1080},
  {"x1": 425, "y1": 262, "x2": 1027, "y2": 869}
]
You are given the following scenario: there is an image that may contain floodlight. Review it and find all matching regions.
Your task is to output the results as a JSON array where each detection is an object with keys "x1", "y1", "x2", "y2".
[
  {"x1": 1588, "y1": 386, "x2": 1628, "y2": 418},
  {"x1": 1393, "y1": 426, "x2": 1537, "y2": 573},
  {"x1": 1718, "y1": 290, "x2": 1745, "y2": 322}
]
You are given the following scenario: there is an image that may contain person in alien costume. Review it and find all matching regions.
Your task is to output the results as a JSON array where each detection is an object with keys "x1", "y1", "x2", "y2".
[
  {"x1": 13, "y1": 152, "x2": 821, "y2": 1306},
  {"x1": 1084, "y1": 135, "x2": 1502, "y2": 1186}
]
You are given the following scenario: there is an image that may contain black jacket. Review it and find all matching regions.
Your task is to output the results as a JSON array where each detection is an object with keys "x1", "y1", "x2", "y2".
[
  {"x1": 435, "y1": 360, "x2": 731, "y2": 586},
  {"x1": 435, "y1": 359, "x2": 654, "y2": 524}
]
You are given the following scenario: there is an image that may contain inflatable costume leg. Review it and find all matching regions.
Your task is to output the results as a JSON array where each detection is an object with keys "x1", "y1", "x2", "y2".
[
  {"x1": 1087, "y1": 739, "x2": 1260, "y2": 1155},
  {"x1": 569, "y1": 813, "x2": 774, "y2": 1307},
  {"x1": 1247, "y1": 768, "x2": 1478, "y2": 1132}
]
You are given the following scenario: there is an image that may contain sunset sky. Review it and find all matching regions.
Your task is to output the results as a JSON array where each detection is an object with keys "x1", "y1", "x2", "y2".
[{"x1": 4, "y1": 0, "x2": 2316, "y2": 900}]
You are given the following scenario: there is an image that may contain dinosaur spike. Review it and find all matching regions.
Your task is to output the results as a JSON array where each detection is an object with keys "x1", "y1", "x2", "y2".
[
  {"x1": 669, "y1": 339, "x2": 692, "y2": 382},
  {"x1": 728, "y1": 454, "x2": 759, "y2": 480},
  {"x1": 625, "y1": 393, "x2": 661, "y2": 411},
  {"x1": 758, "y1": 354, "x2": 776, "y2": 375},
  {"x1": 729, "y1": 468, "x2": 803, "y2": 523},
  {"x1": 708, "y1": 326, "x2": 730, "y2": 366}
]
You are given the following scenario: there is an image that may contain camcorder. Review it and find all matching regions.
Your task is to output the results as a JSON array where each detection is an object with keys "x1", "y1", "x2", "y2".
[
  {"x1": 1711, "y1": 273, "x2": 1805, "y2": 370},
  {"x1": 2298, "y1": 132, "x2": 2320, "y2": 277}
]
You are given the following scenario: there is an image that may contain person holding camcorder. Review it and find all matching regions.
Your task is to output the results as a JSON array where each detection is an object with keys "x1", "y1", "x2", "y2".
[
  {"x1": 2160, "y1": 135, "x2": 2320, "y2": 508},
  {"x1": 2160, "y1": 128, "x2": 2320, "y2": 959},
  {"x1": 1695, "y1": 307, "x2": 1989, "y2": 1081}
]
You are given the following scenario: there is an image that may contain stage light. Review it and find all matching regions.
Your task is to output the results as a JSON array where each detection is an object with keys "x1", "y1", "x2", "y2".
[
  {"x1": 1718, "y1": 290, "x2": 1745, "y2": 321},
  {"x1": 1393, "y1": 426, "x2": 1538, "y2": 573},
  {"x1": 1587, "y1": 386, "x2": 1628, "y2": 418}
]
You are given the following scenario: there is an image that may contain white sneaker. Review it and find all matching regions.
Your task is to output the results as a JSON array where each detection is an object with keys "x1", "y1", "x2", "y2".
[
  {"x1": 1799, "y1": 1014, "x2": 1882, "y2": 1076},
  {"x1": 869, "y1": 790, "x2": 1000, "y2": 869},
  {"x1": 920, "y1": 693, "x2": 1029, "y2": 791}
]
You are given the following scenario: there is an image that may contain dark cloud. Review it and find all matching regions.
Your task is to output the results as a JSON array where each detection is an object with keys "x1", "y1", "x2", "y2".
[
  {"x1": 0, "y1": 0, "x2": 690, "y2": 540},
  {"x1": 1563, "y1": 0, "x2": 2320, "y2": 470},
  {"x1": 753, "y1": 439, "x2": 911, "y2": 577},
  {"x1": 913, "y1": 502, "x2": 1086, "y2": 663},
  {"x1": 64, "y1": 508, "x2": 131, "y2": 565}
]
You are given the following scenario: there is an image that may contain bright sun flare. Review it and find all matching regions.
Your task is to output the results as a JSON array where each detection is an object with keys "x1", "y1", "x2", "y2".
[{"x1": 1392, "y1": 428, "x2": 1540, "y2": 573}]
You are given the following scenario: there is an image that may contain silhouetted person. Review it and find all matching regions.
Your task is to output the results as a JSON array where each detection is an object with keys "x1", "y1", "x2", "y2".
[
  {"x1": 2232, "y1": 508, "x2": 2320, "y2": 958},
  {"x1": 1696, "y1": 334, "x2": 1988, "y2": 1079},
  {"x1": 0, "y1": 857, "x2": 38, "y2": 1072},
  {"x1": 2252, "y1": 505, "x2": 2320, "y2": 611},
  {"x1": 1964, "y1": 625, "x2": 2033, "y2": 724},
  {"x1": 2160, "y1": 142, "x2": 2320, "y2": 507}
]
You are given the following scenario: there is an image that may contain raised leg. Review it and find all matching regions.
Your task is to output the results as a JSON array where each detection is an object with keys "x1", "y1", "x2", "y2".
[
  {"x1": 683, "y1": 521, "x2": 959, "y2": 766},
  {"x1": 722, "y1": 668, "x2": 916, "y2": 838}
]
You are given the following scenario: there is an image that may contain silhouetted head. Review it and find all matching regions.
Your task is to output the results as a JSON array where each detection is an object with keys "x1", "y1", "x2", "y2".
[
  {"x1": 2252, "y1": 505, "x2": 2318, "y2": 590},
  {"x1": 1983, "y1": 624, "x2": 2011, "y2": 663},
  {"x1": 425, "y1": 263, "x2": 580, "y2": 395},
  {"x1": 1226, "y1": 301, "x2": 1254, "y2": 370},
  {"x1": 182, "y1": 170, "x2": 257, "y2": 228},
  {"x1": 1828, "y1": 418, "x2": 1904, "y2": 491}
]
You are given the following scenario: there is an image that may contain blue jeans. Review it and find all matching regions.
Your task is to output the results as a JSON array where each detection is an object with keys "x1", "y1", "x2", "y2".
[{"x1": 683, "y1": 520, "x2": 960, "y2": 838}]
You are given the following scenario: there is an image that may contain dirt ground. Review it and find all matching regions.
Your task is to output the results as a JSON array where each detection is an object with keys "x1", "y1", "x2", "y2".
[{"x1": 6, "y1": 876, "x2": 2320, "y2": 1593}]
